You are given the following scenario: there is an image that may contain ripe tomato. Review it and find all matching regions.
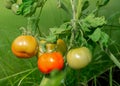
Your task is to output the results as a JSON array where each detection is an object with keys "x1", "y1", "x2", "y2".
[
  {"x1": 11, "y1": 35, "x2": 38, "y2": 58},
  {"x1": 37, "y1": 52, "x2": 64, "y2": 74},
  {"x1": 67, "y1": 47, "x2": 92, "y2": 69}
]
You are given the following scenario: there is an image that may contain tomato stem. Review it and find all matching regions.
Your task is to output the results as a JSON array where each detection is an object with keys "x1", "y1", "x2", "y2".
[
  {"x1": 69, "y1": 0, "x2": 83, "y2": 49},
  {"x1": 26, "y1": 0, "x2": 47, "y2": 36}
]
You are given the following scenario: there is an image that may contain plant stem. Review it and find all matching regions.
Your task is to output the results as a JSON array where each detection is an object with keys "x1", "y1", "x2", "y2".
[
  {"x1": 94, "y1": 76, "x2": 97, "y2": 86},
  {"x1": 107, "y1": 51, "x2": 120, "y2": 69},
  {"x1": 109, "y1": 67, "x2": 112, "y2": 86},
  {"x1": 76, "y1": 0, "x2": 82, "y2": 19},
  {"x1": 27, "y1": 0, "x2": 47, "y2": 36},
  {"x1": 69, "y1": 0, "x2": 83, "y2": 49},
  {"x1": 69, "y1": 0, "x2": 77, "y2": 49}
]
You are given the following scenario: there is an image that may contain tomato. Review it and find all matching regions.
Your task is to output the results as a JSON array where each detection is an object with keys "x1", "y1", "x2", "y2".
[
  {"x1": 37, "y1": 52, "x2": 64, "y2": 74},
  {"x1": 11, "y1": 3, "x2": 19, "y2": 14},
  {"x1": 67, "y1": 47, "x2": 92, "y2": 69},
  {"x1": 11, "y1": 35, "x2": 38, "y2": 58},
  {"x1": 46, "y1": 43, "x2": 56, "y2": 53},
  {"x1": 56, "y1": 39, "x2": 67, "y2": 55},
  {"x1": 4, "y1": 0, "x2": 14, "y2": 9},
  {"x1": 38, "y1": 39, "x2": 67, "y2": 56}
]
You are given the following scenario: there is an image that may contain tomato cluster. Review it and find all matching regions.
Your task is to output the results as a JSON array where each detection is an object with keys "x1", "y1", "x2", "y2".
[
  {"x1": 11, "y1": 35, "x2": 66, "y2": 74},
  {"x1": 11, "y1": 35, "x2": 92, "y2": 74},
  {"x1": 37, "y1": 39, "x2": 66, "y2": 74}
]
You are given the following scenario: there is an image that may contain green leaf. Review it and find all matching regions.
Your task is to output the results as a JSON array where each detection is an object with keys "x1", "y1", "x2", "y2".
[
  {"x1": 82, "y1": 13, "x2": 107, "y2": 28},
  {"x1": 45, "y1": 35, "x2": 57, "y2": 43},
  {"x1": 97, "y1": 0, "x2": 110, "y2": 7},
  {"x1": 89, "y1": 28, "x2": 101, "y2": 42},
  {"x1": 49, "y1": 23, "x2": 71, "y2": 35},
  {"x1": 99, "y1": 31, "x2": 109, "y2": 47},
  {"x1": 17, "y1": 0, "x2": 37, "y2": 16},
  {"x1": 80, "y1": 21, "x2": 91, "y2": 32}
]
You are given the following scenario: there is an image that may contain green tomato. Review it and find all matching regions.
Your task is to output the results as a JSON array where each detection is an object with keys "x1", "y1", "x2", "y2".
[
  {"x1": 11, "y1": 3, "x2": 19, "y2": 14},
  {"x1": 67, "y1": 47, "x2": 92, "y2": 69}
]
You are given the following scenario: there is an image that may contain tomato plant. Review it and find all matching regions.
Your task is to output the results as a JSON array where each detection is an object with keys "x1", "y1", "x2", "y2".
[
  {"x1": 11, "y1": 35, "x2": 38, "y2": 58},
  {"x1": 67, "y1": 47, "x2": 92, "y2": 69},
  {"x1": 37, "y1": 52, "x2": 64, "y2": 74},
  {"x1": 4, "y1": 0, "x2": 120, "y2": 86}
]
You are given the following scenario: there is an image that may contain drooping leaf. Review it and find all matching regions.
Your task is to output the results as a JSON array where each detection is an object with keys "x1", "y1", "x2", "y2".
[
  {"x1": 81, "y1": 13, "x2": 107, "y2": 28},
  {"x1": 89, "y1": 28, "x2": 101, "y2": 42},
  {"x1": 49, "y1": 23, "x2": 71, "y2": 35}
]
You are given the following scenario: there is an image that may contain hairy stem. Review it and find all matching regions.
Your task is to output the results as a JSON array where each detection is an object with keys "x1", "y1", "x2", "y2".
[{"x1": 69, "y1": 0, "x2": 77, "y2": 49}]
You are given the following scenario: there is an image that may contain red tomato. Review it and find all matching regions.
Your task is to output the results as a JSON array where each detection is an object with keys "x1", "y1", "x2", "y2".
[
  {"x1": 11, "y1": 35, "x2": 38, "y2": 58},
  {"x1": 37, "y1": 52, "x2": 64, "y2": 74}
]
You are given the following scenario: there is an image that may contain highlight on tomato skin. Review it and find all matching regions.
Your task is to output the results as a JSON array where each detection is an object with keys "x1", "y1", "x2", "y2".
[
  {"x1": 37, "y1": 52, "x2": 64, "y2": 74},
  {"x1": 11, "y1": 35, "x2": 38, "y2": 58}
]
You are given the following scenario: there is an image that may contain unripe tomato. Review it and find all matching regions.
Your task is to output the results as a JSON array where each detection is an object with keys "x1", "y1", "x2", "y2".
[
  {"x1": 56, "y1": 39, "x2": 67, "y2": 55},
  {"x1": 37, "y1": 52, "x2": 64, "y2": 74},
  {"x1": 11, "y1": 35, "x2": 38, "y2": 58},
  {"x1": 46, "y1": 43, "x2": 56, "y2": 53},
  {"x1": 11, "y1": 3, "x2": 19, "y2": 14},
  {"x1": 67, "y1": 47, "x2": 92, "y2": 69},
  {"x1": 38, "y1": 39, "x2": 67, "y2": 56}
]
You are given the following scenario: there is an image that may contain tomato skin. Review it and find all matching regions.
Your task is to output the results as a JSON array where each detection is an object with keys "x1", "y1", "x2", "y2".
[
  {"x1": 11, "y1": 35, "x2": 38, "y2": 58},
  {"x1": 67, "y1": 47, "x2": 92, "y2": 69},
  {"x1": 56, "y1": 39, "x2": 67, "y2": 55},
  {"x1": 37, "y1": 52, "x2": 64, "y2": 74}
]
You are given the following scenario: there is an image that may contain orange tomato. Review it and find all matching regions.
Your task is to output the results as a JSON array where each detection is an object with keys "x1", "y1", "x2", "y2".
[
  {"x1": 11, "y1": 35, "x2": 38, "y2": 58},
  {"x1": 37, "y1": 52, "x2": 64, "y2": 74}
]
